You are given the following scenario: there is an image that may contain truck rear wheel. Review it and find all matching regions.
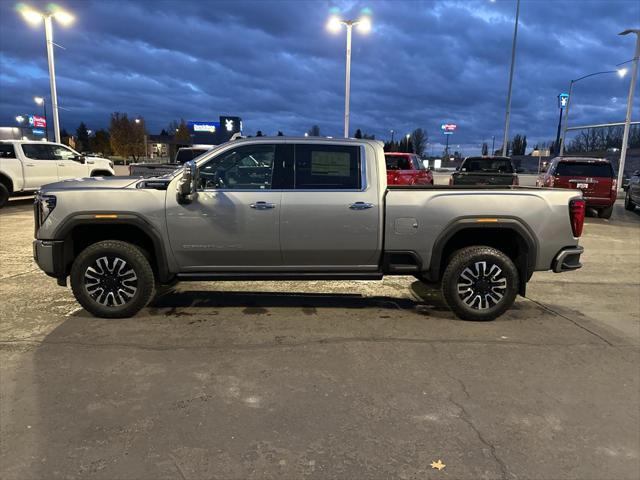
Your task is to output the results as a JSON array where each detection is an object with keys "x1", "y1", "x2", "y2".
[
  {"x1": 598, "y1": 204, "x2": 614, "y2": 219},
  {"x1": 441, "y1": 246, "x2": 519, "y2": 321},
  {"x1": 70, "y1": 240, "x2": 155, "y2": 318},
  {"x1": 624, "y1": 191, "x2": 635, "y2": 211}
]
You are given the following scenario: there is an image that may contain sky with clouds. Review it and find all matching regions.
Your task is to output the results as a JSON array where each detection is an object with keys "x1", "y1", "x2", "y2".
[{"x1": 0, "y1": 0, "x2": 638, "y2": 154}]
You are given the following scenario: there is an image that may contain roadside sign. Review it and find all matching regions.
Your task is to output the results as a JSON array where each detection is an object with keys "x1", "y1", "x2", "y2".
[
  {"x1": 27, "y1": 115, "x2": 46, "y2": 128},
  {"x1": 441, "y1": 123, "x2": 457, "y2": 132},
  {"x1": 558, "y1": 93, "x2": 569, "y2": 109}
]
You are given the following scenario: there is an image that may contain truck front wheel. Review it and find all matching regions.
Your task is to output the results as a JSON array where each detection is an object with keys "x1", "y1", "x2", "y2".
[
  {"x1": 441, "y1": 246, "x2": 519, "y2": 321},
  {"x1": 70, "y1": 240, "x2": 155, "y2": 318}
]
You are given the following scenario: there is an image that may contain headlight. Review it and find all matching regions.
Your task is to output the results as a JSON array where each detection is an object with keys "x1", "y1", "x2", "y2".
[{"x1": 37, "y1": 194, "x2": 57, "y2": 225}]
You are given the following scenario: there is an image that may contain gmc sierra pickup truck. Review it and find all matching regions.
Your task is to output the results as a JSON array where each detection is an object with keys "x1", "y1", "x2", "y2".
[{"x1": 33, "y1": 137, "x2": 585, "y2": 321}]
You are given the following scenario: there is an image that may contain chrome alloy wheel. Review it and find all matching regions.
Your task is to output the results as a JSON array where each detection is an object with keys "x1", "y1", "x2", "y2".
[
  {"x1": 84, "y1": 256, "x2": 138, "y2": 307},
  {"x1": 456, "y1": 261, "x2": 507, "y2": 310}
]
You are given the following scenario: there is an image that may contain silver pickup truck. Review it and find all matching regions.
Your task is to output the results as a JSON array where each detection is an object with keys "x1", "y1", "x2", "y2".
[{"x1": 33, "y1": 137, "x2": 585, "y2": 321}]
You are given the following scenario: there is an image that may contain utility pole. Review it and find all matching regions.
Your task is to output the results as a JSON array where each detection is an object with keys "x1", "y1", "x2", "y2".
[{"x1": 618, "y1": 29, "x2": 640, "y2": 189}]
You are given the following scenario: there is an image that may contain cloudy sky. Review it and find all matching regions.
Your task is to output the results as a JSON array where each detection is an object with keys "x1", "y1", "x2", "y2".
[{"x1": 0, "y1": 0, "x2": 638, "y2": 154}]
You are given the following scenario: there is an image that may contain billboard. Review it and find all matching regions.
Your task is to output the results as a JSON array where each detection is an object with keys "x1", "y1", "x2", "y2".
[
  {"x1": 187, "y1": 116, "x2": 242, "y2": 144},
  {"x1": 441, "y1": 123, "x2": 457, "y2": 135},
  {"x1": 28, "y1": 115, "x2": 46, "y2": 128}
]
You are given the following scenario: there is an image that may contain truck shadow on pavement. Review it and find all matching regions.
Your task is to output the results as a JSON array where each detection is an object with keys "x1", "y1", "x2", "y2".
[{"x1": 146, "y1": 281, "x2": 452, "y2": 315}]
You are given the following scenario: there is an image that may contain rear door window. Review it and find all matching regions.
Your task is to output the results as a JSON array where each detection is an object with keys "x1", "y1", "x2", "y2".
[
  {"x1": 295, "y1": 144, "x2": 361, "y2": 189},
  {"x1": 556, "y1": 162, "x2": 613, "y2": 177}
]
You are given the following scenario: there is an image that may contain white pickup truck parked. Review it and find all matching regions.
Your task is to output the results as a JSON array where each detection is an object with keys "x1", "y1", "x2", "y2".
[{"x1": 0, "y1": 140, "x2": 115, "y2": 208}]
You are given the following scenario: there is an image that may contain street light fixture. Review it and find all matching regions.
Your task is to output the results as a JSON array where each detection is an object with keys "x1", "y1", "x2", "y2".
[
  {"x1": 617, "y1": 29, "x2": 640, "y2": 190},
  {"x1": 559, "y1": 67, "x2": 628, "y2": 156},
  {"x1": 18, "y1": 3, "x2": 75, "y2": 143},
  {"x1": 15, "y1": 115, "x2": 25, "y2": 124},
  {"x1": 327, "y1": 13, "x2": 372, "y2": 138}
]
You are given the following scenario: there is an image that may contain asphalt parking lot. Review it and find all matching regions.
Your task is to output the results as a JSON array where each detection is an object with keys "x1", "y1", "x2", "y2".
[{"x1": 1, "y1": 198, "x2": 639, "y2": 479}]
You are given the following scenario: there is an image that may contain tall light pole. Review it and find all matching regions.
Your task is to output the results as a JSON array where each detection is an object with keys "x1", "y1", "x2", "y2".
[
  {"x1": 559, "y1": 68, "x2": 628, "y2": 156},
  {"x1": 19, "y1": 5, "x2": 74, "y2": 144},
  {"x1": 327, "y1": 14, "x2": 372, "y2": 138},
  {"x1": 34, "y1": 96, "x2": 48, "y2": 141},
  {"x1": 501, "y1": 0, "x2": 520, "y2": 157},
  {"x1": 618, "y1": 29, "x2": 640, "y2": 190}
]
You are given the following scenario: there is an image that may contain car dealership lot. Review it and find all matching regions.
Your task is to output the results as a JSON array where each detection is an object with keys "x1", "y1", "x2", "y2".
[{"x1": 1, "y1": 199, "x2": 638, "y2": 479}]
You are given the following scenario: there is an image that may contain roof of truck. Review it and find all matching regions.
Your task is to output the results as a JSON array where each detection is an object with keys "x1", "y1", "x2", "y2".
[
  {"x1": 229, "y1": 136, "x2": 384, "y2": 147},
  {"x1": 553, "y1": 156, "x2": 611, "y2": 163}
]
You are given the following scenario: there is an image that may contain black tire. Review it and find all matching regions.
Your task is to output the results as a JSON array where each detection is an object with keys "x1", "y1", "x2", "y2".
[
  {"x1": 624, "y1": 191, "x2": 635, "y2": 211},
  {"x1": 598, "y1": 204, "x2": 614, "y2": 219},
  {"x1": 90, "y1": 170, "x2": 113, "y2": 177},
  {"x1": 70, "y1": 240, "x2": 155, "y2": 318},
  {"x1": 0, "y1": 182, "x2": 9, "y2": 208},
  {"x1": 441, "y1": 246, "x2": 519, "y2": 321}
]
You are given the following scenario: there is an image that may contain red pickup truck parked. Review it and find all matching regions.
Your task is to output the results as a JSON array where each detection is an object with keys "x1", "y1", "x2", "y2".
[
  {"x1": 537, "y1": 157, "x2": 617, "y2": 218},
  {"x1": 384, "y1": 153, "x2": 433, "y2": 185}
]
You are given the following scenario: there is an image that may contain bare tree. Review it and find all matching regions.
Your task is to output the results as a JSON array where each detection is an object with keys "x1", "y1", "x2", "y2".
[{"x1": 410, "y1": 128, "x2": 427, "y2": 156}]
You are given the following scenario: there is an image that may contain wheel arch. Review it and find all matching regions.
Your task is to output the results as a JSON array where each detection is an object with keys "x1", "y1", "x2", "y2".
[
  {"x1": 0, "y1": 172, "x2": 14, "y2": 193},
  {"x1": 54, "y1": 214, "x2": 171, "y2": 283},
  {"x1": 427, "y1": 218, "x2": 538, "y2": 296}
]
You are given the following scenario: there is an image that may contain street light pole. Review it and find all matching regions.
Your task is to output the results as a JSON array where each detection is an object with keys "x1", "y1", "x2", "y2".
[
  {"x1": 559, "y1": 69, "x2": 627, "y2": 156},
  {"x1": 327, "y1": 14, "x2": 371, "y2": 139},
  {"x1": 43, "y1": 15, "x2": 60, "y2": 143},
  {"x1": 20, "y1": 5, "x2": 74, "y2": 143},
  {"x1": 343, "y1": 23, "x2": 352, "y2": 138},
  {"x1": 501, "y1": 0, "x2": 520, "y2": 157},
  {"x1": 618, "y1": 29, "x2": 640, "y2": 190}
]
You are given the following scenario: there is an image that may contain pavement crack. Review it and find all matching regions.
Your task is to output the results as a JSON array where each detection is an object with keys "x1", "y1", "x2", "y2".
[
  {"x1": 525, "y1": 297, "x2": 614, "y2": 346},
  {"x1": 447, "y1": 373, "x2": 510, "y2": 480}
]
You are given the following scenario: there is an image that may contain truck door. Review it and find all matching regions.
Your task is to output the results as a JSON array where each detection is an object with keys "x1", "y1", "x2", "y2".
[
  {"x1": 17, "y1": 144, "x2": 60, "y2": 190},
  {"x1": 51, "y1": 145, "x2": 90, "y2": 180},
  {"x1": 165, "y1": 142, "x2": 284, "y2": 270},
  {"x1": 280, "y1": 143, "x2": 380, "y2": 270}
]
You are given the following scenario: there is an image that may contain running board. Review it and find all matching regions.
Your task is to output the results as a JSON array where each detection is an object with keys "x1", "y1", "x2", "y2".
[{"x1": 176, "y1": 272, "x2": 384, "y2": 282}]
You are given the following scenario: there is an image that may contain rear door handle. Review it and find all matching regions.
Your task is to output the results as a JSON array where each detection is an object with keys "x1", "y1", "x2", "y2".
[
  {"x1": 57, "y1": 163, "x2": 66, "y2": 166},
  {"x1": 25, "y1": 163, "x2": 36, "y2": 167},
  {"x1": 250, "y1": 201, "x2": 276, "y2": 210},
  {"x1": 349, "y1": 202, "x2": 375, "y2": 210}
]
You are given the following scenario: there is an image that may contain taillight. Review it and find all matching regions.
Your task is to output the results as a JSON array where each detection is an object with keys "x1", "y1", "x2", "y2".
[
  {"x1": 569, "y1": 199, "x2": 586, "y2": 237},
  {"x1": 512, "y1": 175, "x2": 519, "y2": 186},
  {"x1": 611, "y1": 179, "x2": 617, "y2": 192},
  {"x1": 449, "y1": 176, "x2": 453, "y2": 186},
  {"x1": 547, "y1": 177, "x2": 555, "y2": 187}
]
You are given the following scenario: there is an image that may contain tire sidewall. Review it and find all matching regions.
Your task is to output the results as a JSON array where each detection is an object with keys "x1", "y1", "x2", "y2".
[
  {"x1": 442, "y1": 247, "x2": 519, "y2": 321},
  {"x1": 71, "y1": 241, "x2": 154, "y2": 318},
  {"x1": 0, "y1": 183, "x2": 9, "y2": 208}
]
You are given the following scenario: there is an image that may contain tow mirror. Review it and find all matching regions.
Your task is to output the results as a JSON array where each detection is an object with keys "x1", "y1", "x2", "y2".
[{"x1": 177, "y1": 160, "x2": 199, "y2": 204}]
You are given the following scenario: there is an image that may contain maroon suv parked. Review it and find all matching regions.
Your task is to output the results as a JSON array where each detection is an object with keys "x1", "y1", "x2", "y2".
[{"x1": 537, "y1": 157, "x2": 617, "y2": 218}]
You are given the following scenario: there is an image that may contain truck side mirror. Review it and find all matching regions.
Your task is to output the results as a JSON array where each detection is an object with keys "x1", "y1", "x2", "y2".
[
  {"x1": 177, "y1": 160, "x2": 199, "y2": 204},
  {"x1": 74, "y1": 154, "x2": 86, "y2": 164}
]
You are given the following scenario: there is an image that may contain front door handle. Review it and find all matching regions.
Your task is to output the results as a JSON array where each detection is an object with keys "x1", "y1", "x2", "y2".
[
  {"x1": 349, "y1": 202, "x2": 375, "y2": 210},
  {"x1": 57, "y1": 163, "x2": 66, "y2": 166},
  {"x1": 250, "y1": 201, "x2": 276, "y2": 210}
]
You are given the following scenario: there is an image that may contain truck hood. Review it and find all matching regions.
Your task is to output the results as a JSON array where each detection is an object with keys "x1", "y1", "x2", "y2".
[{"x1": 41, "y1": 176, "x2": 139, "y2": 192}]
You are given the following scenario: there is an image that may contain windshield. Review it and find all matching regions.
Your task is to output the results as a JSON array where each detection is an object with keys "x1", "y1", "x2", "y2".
[
  {"x1": 556, "y1": 162, "x2": 613, "y2": 177},
  {"x1": 462, "y1": 158, "x2": 513, "y2": 173}
]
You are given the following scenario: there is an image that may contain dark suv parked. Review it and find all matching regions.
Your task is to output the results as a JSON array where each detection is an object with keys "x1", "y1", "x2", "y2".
[{"x1": 537, "y1": 157, "x2": 617, "y2": 218}]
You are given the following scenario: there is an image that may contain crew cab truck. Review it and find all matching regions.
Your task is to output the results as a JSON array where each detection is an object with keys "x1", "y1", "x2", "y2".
[
  {"x1": 0, "y1": 140, "x2": 114, "y2": 208},
  {"x1": 450, "y1": 156, "x2": 519, "y2": 186},
  {"x1": 33, "y1": 137, "x2": 585, "y2": 321}
]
